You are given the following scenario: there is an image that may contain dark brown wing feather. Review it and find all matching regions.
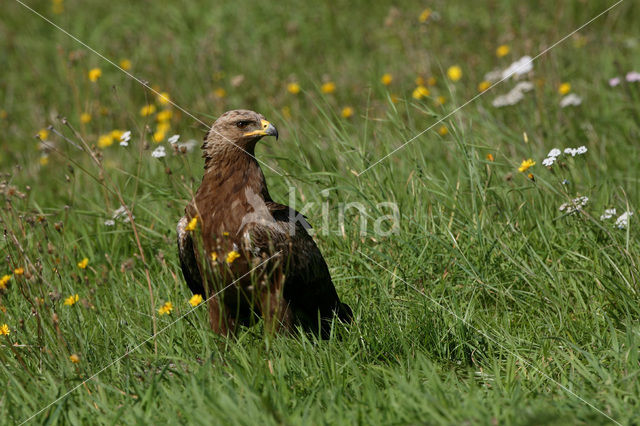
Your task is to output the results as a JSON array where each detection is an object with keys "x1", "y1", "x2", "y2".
[
  {"x1": 177, "y1": 216, "x2": 205, "y2": 296},
  {"x1": 251, "y1": 202, "x2": 352, "y2": 335}
]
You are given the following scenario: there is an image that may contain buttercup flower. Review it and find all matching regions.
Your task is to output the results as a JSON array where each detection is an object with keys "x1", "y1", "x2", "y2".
[
  {"x1": 157, "y1": 92, "x2": 171, "y2": 106},
  {"x1": 381, "y1": 73, "x2": 392, "y2": 86},
  {"x1": 140, "y1": 104, "x2": 156, "y2": 117},
  {"x1": 518, "y1": 158, "x2": 535, "y2": 173},
  {"x1": 287, "y1": 82, "x2": 301, "y2": 94},
  {"x1": 447, "y1": 65, "x2": 462, "y2": 82},
  {"x1": 69, "y1": 354, "x2": 80, "y2": 363},
  {"x1": 478, "y1": 81, "x2": 491, "y2": 92},
  {"x1": 211, "y1": 252, "x2": 218, "y2": 262},
  {"x1": 412, "y1": 86, "x2": 430, "y2": 99},
  {"x1": 486, "y1": 153, "x2": 494, "y2": 162},
  {"x1": 98, "y1": 134, "x2": 113, "y2": 148},
  {"x1": 558, "y1": 83, "x2": 571, "y2": 95},
  {"x1": 64, "y1": 294, "x2": 79, "y2": 306},
  {"x1": 213, "y1": 87, "x2": 226, "y2": 98},
  {"x1": 88, "y1": 68, "x2": 102, "y2": 82},
  {"x1": 152, "y1": 131, "x2": 166, "y2": 143},
  {"x1": 418, "y1": 8, "x2": 432, "y2": 23},
  {"x1": 437, "y1": 125, "x2": 448, "y2": 136},
  {"x1": 156, "y1": 110, "x2": 173, "y2": 122},
  {"x1": 77, "y1": 258, "x2": 89, "y2": 269},
  {"x1": 185, "y1": 216, "x2": 198, "y2": 232},
  {"x1": 226, "y1": 251, "x2": 240, "y2": 264},
  {"x1": 496, "y1": 44, "x2": 510, "y2": 58},
  {"x1": 0, "y1": 324, "x2": 9, "y2": 335},
  {"x1": 341, "y1": 107, "x2": 354, "y2": 118},
  {"x1": 189, "y1": 294, "x2": 203, "y2": 307},
  {"x1": 158, "y1": 301, "x2": 173, "y2": 315},
  {"x1": 119, "y1": 59, "x2": 132, "y2": 70},
  {"x1": 80, "y1": 113, "x2": 91, "y2": 123},
  {"x1": 0, "y1": 275, "x2": 10, "y2": 290},
  {"x1": 14, "y1": 267, "x2": 24, "y2": 275},
  {"x1": 38, "y1": 128, "x2": 49, "y2": 140},
  {"x1": 321, "y1": 82, "x2": 336, "y2": 94}
]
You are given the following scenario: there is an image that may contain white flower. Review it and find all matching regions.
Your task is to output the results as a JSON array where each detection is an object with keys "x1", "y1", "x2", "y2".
[
  {"x1": 168, "y1": 134, "x2": 180, "y2": 144},
  {"x1": 151, "y1": 146, "x2": 166, "y2": 158},
  {"x1": 559, "y1": 196, "x2": 589, "y2": 214},
  {"x1": 177, "y1": 139, "x2": 198, "y2": 152},
  {"x1": 120, "y1": 131, "x2": 131, "y2": 142},
  {"x1": 548, "y1": 148, "x2": 561, "y2": 158},
  {"x1": 492, "y1": 81, "x2": 534, "y2": 107},
  {"x1": 484, "y1": 69, "x2": 503, "y2": 83},
  {"x1": 501, "y1": 56, "x2": 533, "y2": 80},
  {"x1": 542, "y1": 157, "x2": 556, "y2": 167},
  {"x1": 120, "y1": 141, "x2": 129, "y2": 147},
  {"x1": 615, "y1": 211, "x2": 633, "y2": 229},
  {"x1": 111, "y1": 205, "x2": 133, "y2": 223},
  {"x1": 600, "y1": 208, "x2": 617, "y2": 221},
  {"x1": 563, "y1": 146, "x2": 587, "y2": 157},
  {"x1": 560, "y1": 94, "x2": 582, "y2": 108},
  {"x1": 104, "y1": 219, "x2": 115, "y2": 226},
  {"x1": 609, "y1": 77, "x2": 621, "y2": 87}
]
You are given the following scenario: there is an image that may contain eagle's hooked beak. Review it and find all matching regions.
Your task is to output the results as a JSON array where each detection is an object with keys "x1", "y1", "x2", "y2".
[{"x1": 244, "y1": 119, "x2": 279, "y2": 140}]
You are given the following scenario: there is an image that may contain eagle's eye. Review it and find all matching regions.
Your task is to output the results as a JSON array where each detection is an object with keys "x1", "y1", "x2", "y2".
[{"x1": 236, "y1": 120, "x2": 251, "y2": 128}]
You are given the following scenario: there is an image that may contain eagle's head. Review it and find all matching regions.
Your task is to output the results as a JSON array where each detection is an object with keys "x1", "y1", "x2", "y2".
[{"x1": 202, "y1": 109, "x2": 278, "y2": 163}]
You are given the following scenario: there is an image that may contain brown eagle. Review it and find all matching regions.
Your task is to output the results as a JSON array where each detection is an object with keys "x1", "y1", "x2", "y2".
[{"x1": 177, "y1": 109, "x2": 352, "y2": 337}]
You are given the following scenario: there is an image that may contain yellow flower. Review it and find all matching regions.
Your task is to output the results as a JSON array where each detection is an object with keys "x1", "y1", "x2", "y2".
[
  {"x1": 427, "y1": 77, "x2": 437, "y2": 86},
  {"x1": 64, "y1": 294, "x2": 79, "y2": 306},
  {"x1": 518, "y1": 158, "x2": 536, "y2": 173},
  {"x1": 88, "y1": 68, "x2": 102, "y2": 82},
  {"x1": 321, "y1": 82, "x2": 336, "y2": 94},
  {"x1": 39, "y1": 155, "x2": 49, "y2": 166},
  {"x1": 478, "y1": 81, "x2": 491, "y2": 92},
  {"x1": 69, "y1": 354, "x2": 80, "y2": 363},
  {"x1": 287, "y1": 82, "x2": 301, "y2": 94},
  {"x1": 419, "y1": 8, "x2": 432, "y2": 23},
  {"x1": 52, "y1": 0, "x2": 63, "y2": 14},
  {"x1": 415, "y1": 76, "x2": 425, "y2": 86},
  {"x1": 527, "y1": 173, "x2": 535, "y2": 181},
  {"x1": 390, "y1": 94, "x2": 399, "y2": 104},
  {"x1": 189, "y1": 294, "x2": 203, "y2": 307},
  {"x1": 140, "y1": 104, "x2": 156, "y2": 117},
  {"x1": 119, "y1": 59, "x2": 132, "y2": 70},
  {"x1": 156, "y1": 109, "x2": 173, "y2": 122},
  {"x1": 435, "y1": 96, "x2": 446, "y2": 106},
  {"x1": 77, "y1": 257, "x2": 89, "y2": 269},
  {"x1": 38, "y1": 128, "x2": 49, "y2": 140},
  {"x1": 496, "y1": 44, "x2": 510, "y2": 58},
  {"x1": 341, "y1": 106, "x2": 354, "y2": 118},
  {"x1": 447, "y1": 66, "x2": 462, "y2": 82},
  {"x1": 0, "y1": 324, "x2": 9, "y2": 335},
  {"x1": 156, "y1": 122, "x2": 170, "y2": 134},
  {"x1": 98, "y1": 134, "x2": 113, "y2": 148},
  {"x1": 486, "y1": 153, "x2": 495, "y2": 162},
  {"x1": 158, "y1": 301, "x2": 173, "y2": 315},
  {"x1": 110, "y1": 129, "x2": 123, "y2": 140},
  {"x1": 381, "y1": 73, "x2": 392, "y2": 86},
  {"x1": 152, "y1": 131, "x2": 166, "y2": 143},
  {"x1": 185, "y1": 216, "x2": 198, "y2": 232},
  {"x1": 210, "y1": 252, "x2": 218, "y2": 262},
  {"x1": 222, "y1": 232, "x2": 229, "y2": 237},
  {"x1": 14, "y1": 267, "x2": 24, "y2": 275},
  {"x1": 412, "y1": 85, "x2": 430, "y2": 99},
  {"x1": 213, "y1": 87, "x2": 226, "y2": 98},
  {"x1": 437, "y1": 125, "x2": 448, "y2": 136},
  {"x1": 0, "y1": 275, "x2": 10, "y2": 290},
  {"x1": 80, "y1": 113, "x2": 91, "y2": 123},
  {"x1": 558, "y1": 83, "x2": 571, "y2": 95},
  {"x1": 0, "y1": 110, "x2": 7, "y2": 119},
  {"x1": 157, "y1": 92, "x2": 171, "y2": 106},
  {"x1": 281, "y1": 106, "x2": 292, "y2": 119},
  {"x1": 226, "y1": 251, "x2": 240, "y2": 264}
]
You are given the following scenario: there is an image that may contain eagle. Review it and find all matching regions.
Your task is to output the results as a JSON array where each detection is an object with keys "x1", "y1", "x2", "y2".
[{"x1": 177, "y1": 109, "x2": 352, "y2": 337}]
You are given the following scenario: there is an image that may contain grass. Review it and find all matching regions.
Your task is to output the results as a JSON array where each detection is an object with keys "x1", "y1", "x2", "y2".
[{"x1": 1, "y1": 0, "x2": 639, "y2": 424}]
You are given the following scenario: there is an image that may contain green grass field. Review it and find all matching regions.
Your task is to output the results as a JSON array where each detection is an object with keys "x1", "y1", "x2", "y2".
[{"x1": 1, "y1": 0, "x2": 639, "y2": 424}]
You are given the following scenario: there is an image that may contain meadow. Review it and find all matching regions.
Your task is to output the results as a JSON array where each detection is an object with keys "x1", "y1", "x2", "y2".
[{"x1": 1, "y1": 0, "x2": 639, "y2": 424}]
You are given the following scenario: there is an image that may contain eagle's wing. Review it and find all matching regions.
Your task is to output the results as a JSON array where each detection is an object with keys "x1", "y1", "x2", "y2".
[
  {"x1": 250, "y1": 202, "x2": 351, "y2": 334},
  {"x1": 177, "y1": 215, "x2": 205, "y2": 296}
]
